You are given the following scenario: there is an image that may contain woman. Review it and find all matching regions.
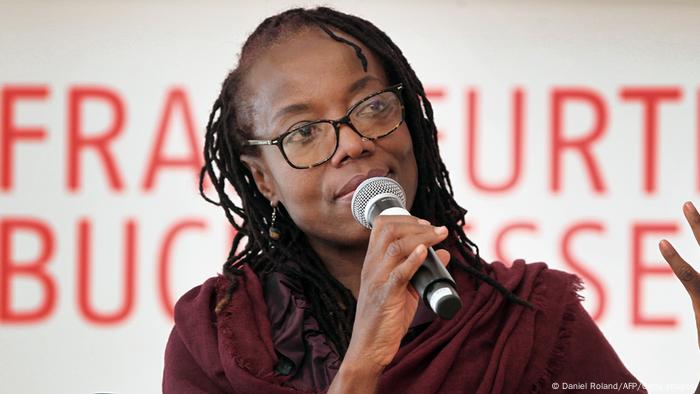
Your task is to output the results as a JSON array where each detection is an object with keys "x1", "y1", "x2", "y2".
[{"x1": 163, "y1": 7, "x2": 700, "y2": 393}]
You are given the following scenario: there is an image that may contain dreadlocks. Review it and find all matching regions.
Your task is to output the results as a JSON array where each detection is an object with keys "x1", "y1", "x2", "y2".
[{"x1": 199, "y1": 6, "x2": 531, "y2": 359}]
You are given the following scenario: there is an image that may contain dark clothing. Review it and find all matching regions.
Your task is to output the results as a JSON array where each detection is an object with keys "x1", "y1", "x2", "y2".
[
  {"x1": 261, "y1": 266, "x2": 436, "y2": 390},
  {"x1": 163, "y1": 255, "x2": 646, "y2": 393}
]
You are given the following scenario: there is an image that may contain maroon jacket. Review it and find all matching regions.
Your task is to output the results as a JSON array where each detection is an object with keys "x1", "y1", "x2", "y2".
[{"x1": 163, "y1": 256, "x2": 645, "y2": 393}]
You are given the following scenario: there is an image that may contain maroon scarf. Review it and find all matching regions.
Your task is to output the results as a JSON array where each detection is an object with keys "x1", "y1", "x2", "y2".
[{"x1": 163, "y1": 257, "x2": 644, "y2": 393}]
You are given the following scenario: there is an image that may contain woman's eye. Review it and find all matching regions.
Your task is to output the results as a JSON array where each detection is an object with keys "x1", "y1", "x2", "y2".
[
  {"x1": 298, "y1": 126, "x2": 313, "y2": 137},
  {"x1": 287, "y1": 124, "x2": 319, "y2": 144},
  {"x1": 357, "y1": 97, "x2": 389, "y2": 117}
]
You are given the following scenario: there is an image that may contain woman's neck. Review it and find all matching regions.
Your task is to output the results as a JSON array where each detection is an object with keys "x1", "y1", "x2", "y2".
[{"x1": 306, "y1": 237, "x2": 368, "y2": 298}]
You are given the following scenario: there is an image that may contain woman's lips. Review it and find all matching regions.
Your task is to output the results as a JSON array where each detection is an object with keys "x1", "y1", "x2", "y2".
[
  {"x1": 334, "y1": 169, "x2": 390, "y2": 201},
  {"x1": 336, "y1": 188, "x2": 357, "y2": 201},
  {"x1": 336, "y1": 192, "x2": 354, "y2": 201}
]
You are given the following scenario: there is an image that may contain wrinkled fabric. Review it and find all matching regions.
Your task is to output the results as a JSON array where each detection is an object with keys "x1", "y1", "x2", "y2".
[
  {"x1": 163, "y1": 255, "x2": 646, "y2": 394},
  {"x1": 262, "y1": 267, "x2": 436, "y2": 390},
  {"x1": 262, "y1": 271, "x2": 341, "y2": 389}
]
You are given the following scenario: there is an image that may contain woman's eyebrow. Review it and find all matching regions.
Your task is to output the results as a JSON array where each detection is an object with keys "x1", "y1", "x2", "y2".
[
  {"x1": 272, "y1": 103, "x2": 310, "y2": 124},
  {"x1": 348, "y1": 75, "x2": 383, "y2": 95}
]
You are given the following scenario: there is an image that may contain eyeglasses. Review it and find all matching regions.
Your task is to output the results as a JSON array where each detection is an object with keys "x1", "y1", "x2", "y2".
[{"x1": 242, "y1": 84, "x2": 405, "y2": 169}]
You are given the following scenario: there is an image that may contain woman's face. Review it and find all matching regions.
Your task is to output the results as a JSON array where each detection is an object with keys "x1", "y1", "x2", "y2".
[{"x1": 240, "y1": 27, "x2": 418, "y2": 249}]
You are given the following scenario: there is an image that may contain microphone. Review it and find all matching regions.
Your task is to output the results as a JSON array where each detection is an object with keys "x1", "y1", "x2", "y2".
[{"x1": 351, "y1": 177, "x2": 462, "y2": 320}]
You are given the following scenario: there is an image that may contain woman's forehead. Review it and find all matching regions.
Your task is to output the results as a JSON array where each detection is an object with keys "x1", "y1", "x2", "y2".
[{"x1": 243, "y1": 28, "x2": 389, "y2": 132}]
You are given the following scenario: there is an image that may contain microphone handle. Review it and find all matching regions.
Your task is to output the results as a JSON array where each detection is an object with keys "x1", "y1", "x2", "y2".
[
  {"x1": 374, "y1": 205, "x2": 463, "y2": 320},
  {"x1": 413, "y1": 249, "x2": 462, "y2": 319}
]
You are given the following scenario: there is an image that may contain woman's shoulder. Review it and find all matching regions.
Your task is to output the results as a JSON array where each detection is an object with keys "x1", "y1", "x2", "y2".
[
  {"x1": 484, "y1": 259, "x2": 643, "y2": 390},
  {"x1": 166, "y1": 267, "x2": 279, "y2": 386},
  {"x1": 172, "y1": 275, "x2": 226, "y2": 323},
  {"x1": 451, "y1": 253, "x2": 584, "y2": 305},
  {"x1": 171, "y1": 266, "x2": 263, "y2": 321},
  {"x1": 501, "y1": 259, "x2": 585, "y2": 311},
  {"x1": 489, "y1": 258, "x2": 580, "y2": 283},
  {"x1": 482, "y1": 259, "x2": 636, "y2": 391},
  {"x1": 164, "y1": 275, "x2": 231, "y2": 393}
]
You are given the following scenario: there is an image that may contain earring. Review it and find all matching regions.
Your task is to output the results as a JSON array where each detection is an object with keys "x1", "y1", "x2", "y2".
[{"x1": 268, "y1": 203, "x2": 281, "y2": 240}]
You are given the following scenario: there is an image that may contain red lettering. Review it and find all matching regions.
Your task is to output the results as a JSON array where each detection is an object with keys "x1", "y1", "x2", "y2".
[
  {"x1": 560, "y1": 222, "x2": 607, "y2": 321},
  {"x1": 77, "y1": 219, "x2": 136, "y2": 324},
  {"x1": 550, "y1": 88, "x2": 608, "y2": 193},
  {"x1": 67, "y1": 87, "x2": 125, "y2": 191},
  {"x1": 1, "y1": 86, "x2": 50, "y2": 191},
  {"x1": 493, "y1": 221, "x2": 537, "y2": 264},
  {"x1": 0, "y1": 218, "x2": 56, "y2": 323},
  {"x1": 631, "y1": 222, "x2": 678, "y2": 327},
  {"x1": 466, "y1": 88, "x2": 524, "y2": 193},
  {"x1": 141, "y1": 88, "x2": 202, "y2": 191},
  {"x1": 425, "y1": 88, "x2": 445, "y2": 99},
  {"x1": 158, "y1": 219, "x2": 207, "y2": 319},
  {"x1": 620, "y1": 87, "x2": 682, "y2": 193}
]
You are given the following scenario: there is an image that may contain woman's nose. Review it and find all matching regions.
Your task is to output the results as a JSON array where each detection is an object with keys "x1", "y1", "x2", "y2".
[{"x1": 328, "y1": 124, "x2": 375, "y2": 167}]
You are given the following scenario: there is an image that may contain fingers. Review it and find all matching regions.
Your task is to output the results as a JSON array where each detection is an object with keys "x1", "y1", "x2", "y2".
[
  {"x1": 365, "y1": 216, "x2": 448, "y2": 275},
  {"x1": 384, "y1": 227, "x2": 448, "y2": 259},
  {"x1": 389, "y1": 248, "x2": 452, "y2": 292},
  {"x1": 659, "y1": 238, "x2": 700, "y2": 349},
  {"x1": 370, "y1": 218, "x2": 440, "y2": 248},
  {"x1": 372, "y1": 216, "x2": 440, "y2": 240},
  {"x1": 373, "y1": 215, "x2": 429, "y2": 227},
  {"x1": 683, "y1": 201, "x2": 700, "y2": 248},
  {"x1": 388, "y1": 244, "x2": 428, "y2": 286},
  {"x1": 659, "y1": 240, "x2": 700, "y2": 298}
]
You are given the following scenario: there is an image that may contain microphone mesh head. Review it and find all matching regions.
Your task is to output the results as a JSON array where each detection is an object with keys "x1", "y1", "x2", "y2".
[{"x1": 351, "y1": 177, "x2": 406, "y2": 228}]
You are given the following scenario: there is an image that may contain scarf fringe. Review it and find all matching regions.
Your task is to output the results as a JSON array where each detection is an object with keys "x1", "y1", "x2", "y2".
[
  {"x1": 530, "y1": 274, "x2": 585, "y2": 393},
  {"x1": 214, "y1": 274, "x2": 284, "y2": 383}
]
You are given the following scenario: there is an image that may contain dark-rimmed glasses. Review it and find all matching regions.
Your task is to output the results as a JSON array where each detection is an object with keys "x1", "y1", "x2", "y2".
[{"x1": 242, "y1": 84, "x2": 405, "y2": 169}]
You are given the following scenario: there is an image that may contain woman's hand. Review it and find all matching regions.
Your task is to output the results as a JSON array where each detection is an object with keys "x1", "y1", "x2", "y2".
[
  {"x1": 330, "y1": 215, "x2": 450, "y2": 392},
  {"x1": 658, "y1": 201, "x2": 700, "y2": 349}
]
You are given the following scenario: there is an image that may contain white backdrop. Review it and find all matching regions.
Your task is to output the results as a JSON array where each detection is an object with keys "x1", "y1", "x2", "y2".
[{"x1": 1, "y1": 1, "x2": 699, "y2": 393}]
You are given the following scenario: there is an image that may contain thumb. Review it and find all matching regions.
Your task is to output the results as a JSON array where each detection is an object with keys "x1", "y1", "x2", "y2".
[{"x1": 434, "y1": 249, "x2": 451, "y2": 267}]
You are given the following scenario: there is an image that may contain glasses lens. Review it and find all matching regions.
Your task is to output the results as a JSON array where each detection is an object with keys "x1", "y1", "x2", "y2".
[
  {"x1": 282, "y1": 122, "x2": 337, "y2": 167},
  {"x1": 349, "y1": 91, "x2": 403, "y2": 138}
]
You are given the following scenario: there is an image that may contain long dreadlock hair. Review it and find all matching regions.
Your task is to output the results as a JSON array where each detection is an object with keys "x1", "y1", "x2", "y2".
[{"x1": 200, "y1": 7, "x2": 531, "y2": 358}]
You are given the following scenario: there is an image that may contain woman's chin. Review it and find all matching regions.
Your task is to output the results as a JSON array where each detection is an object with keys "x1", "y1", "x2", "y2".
[{"x1": 303, "y1": 222, "x2": 370, "y2": 250}]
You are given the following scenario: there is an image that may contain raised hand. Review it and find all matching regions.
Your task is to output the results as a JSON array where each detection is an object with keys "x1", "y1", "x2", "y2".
[{"x1": 658, "y1": 201, "x2": 700, "y2": 350}]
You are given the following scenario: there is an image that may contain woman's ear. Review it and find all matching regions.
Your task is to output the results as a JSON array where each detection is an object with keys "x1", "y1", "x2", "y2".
[{"x1": 240, "y1": 154, "x2": 278, "y2": 203}]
